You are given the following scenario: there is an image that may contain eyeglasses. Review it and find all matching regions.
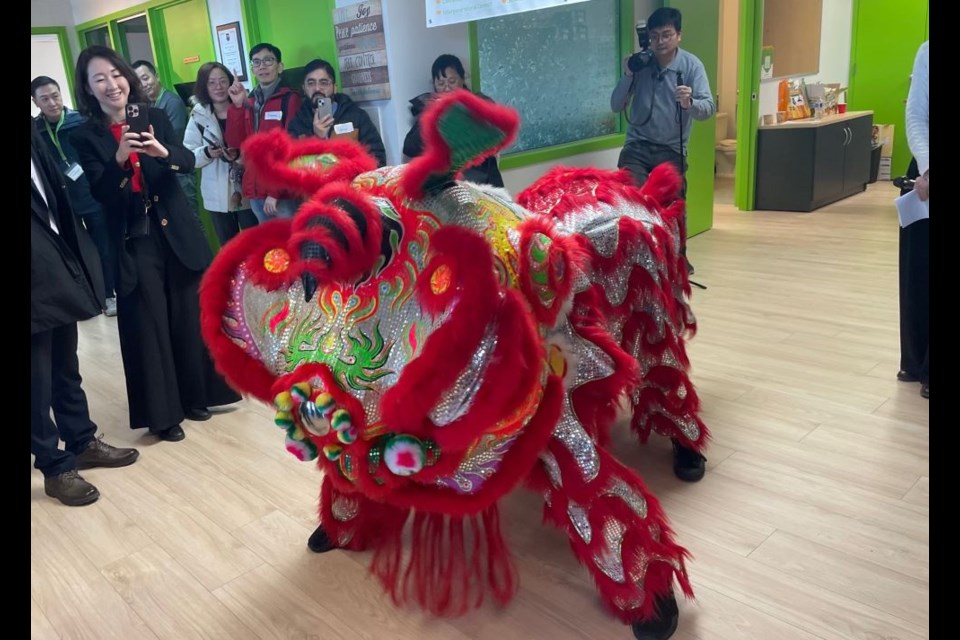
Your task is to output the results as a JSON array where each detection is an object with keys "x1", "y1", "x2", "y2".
[
  {"x1": 305, "y1": 78, "x2": 333, "y2": 88},
  {"x1": 649, "y1": 31, "x2": 677, "y2": 43},
  {"x1": 434, "y1": 77, "x2": 463, "y2": 89},
  {"x1": 251, "y1": 57, "x2": 277, "y2": 68},
  {"x1": 207, "y1": 78, "x2": 229, "y2": 88}
]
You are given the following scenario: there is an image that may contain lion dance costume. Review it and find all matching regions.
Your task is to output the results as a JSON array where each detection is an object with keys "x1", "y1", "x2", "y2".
[{"x1": 200, "y1": 91, "x2": 709, "y2": 639}]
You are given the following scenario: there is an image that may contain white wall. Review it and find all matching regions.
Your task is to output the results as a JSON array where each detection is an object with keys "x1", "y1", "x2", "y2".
[
  {"x1": 377, "y1": 1, "x2": 470, "y2": 167},
  {"x1": 206, "y1": 0, "x2": 250, "y2": 88},
  {"x1": 758, "y1": 0, "x2": 853, "y2": 120},
  {"x1": 70, "y1": 0, "x2": 136, "y2": 25}
]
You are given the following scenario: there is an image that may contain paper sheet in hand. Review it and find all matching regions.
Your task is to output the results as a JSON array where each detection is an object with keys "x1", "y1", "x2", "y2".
[{"x1": 895, "y1": 190, "x2": 929, "y2": 228}]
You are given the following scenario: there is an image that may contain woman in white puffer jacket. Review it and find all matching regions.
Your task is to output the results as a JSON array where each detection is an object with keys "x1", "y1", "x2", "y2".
[{"x1": 184, "y1": 62, "x2": 257, "y2": 246}]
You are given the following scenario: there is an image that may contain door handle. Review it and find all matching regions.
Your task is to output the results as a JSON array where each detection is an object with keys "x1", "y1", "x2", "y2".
[{"x1": 844, "y1": 127, "x2": 851, "y2": 146}]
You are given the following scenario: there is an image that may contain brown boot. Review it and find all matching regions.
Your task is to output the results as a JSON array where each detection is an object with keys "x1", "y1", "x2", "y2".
[
  {"x1": 44, "y1": 470, "x2": 100, "y2": 506},
  {"x1": 75, "y1": 435, "x2": 140, "y2": 470}
]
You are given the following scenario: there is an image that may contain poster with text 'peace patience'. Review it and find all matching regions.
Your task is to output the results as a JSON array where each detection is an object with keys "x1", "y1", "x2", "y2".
[
  {"x1": 335, "y1": 1, "x2": 390, "y2": 101},
  {"x1": 427, "y1": 0, "x2": 589, "y2": 28}
]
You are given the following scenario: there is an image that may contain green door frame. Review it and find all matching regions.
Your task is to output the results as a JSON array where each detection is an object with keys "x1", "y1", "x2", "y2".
[
  {"x1": 734, "y1": 0, "x2": 762, "y2": 211},
  {"x1": 31, "y1": 26, "x2": 76, "y2": 99}
]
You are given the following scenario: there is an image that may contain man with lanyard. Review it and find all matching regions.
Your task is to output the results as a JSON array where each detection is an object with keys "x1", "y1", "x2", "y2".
[
  {"x1": 132, "y1": 60, "x2": 200, "y2": 224},
  {"x1": 610, "y1": 7, "x2": 715, "y2": 276},
  {"x1": 31, "y1": 76, "x2": 116, "y2": 316},
  {"x1": 225, "y1": 43, "x2": 303, "y2": 222}
]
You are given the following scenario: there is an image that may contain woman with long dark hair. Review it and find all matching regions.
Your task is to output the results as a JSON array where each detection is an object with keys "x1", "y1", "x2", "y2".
[
  {"x1": 184, "y1": 62, "x2": 257, "y2": 245},
  {"x1": 71, "y1": 46, "x2": 240, "y2": 441}
]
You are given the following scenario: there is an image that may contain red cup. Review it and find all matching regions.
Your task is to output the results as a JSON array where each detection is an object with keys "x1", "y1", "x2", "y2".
[{"x1": 838, "y1": 103, "x2": 847, "y2": 114}]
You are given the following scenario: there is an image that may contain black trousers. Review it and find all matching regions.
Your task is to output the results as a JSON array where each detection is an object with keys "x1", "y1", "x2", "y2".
[
  {"x1": 31, "y1": 322, "x2": 97, "y2": 477},
  {"x1": 117, "y1": 216, "x2": 240, "y2": 431},
  {"x1": 210, "y1": 208, "x2": 258, "y2": 247},
  {"x1": 898, "y1": 218, "x2": 929, "y2": 383},
  {"x1": 618, "y1": 142, "x2": 688, "y2": 252}
]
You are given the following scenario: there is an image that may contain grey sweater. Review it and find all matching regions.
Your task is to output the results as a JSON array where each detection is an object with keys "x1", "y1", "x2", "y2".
[{"x1": 610, "y1": 48, "x2": 715, "y2": 154}]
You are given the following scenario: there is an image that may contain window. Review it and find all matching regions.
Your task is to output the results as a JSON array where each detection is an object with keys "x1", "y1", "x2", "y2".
[{"x1": 476, "y1": 0, "x2": 622, "y2": 154}]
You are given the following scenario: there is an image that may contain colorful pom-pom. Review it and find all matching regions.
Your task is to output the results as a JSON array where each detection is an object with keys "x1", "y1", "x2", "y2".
[
  {"x1": 274, "y1": 410, "x2": 294, "y2": 429},
  {"x1": 273, "y1": 391, "x2": 293, "y2": 412},
  {"x1": 290, "y1": 382, "x2": 312, "y2": 402},
  {"x1": 337, "y1": 426, "x2": 358, "y2": 445},
  {"x1": 285, "y1": 435, "x2": 318, "y2": 461},
  {"x1": 314, "y1": 392, "x2": 335, "y2": 418},
  {"x1": 331, "y1": 408, "x2": 352, "y2": 432},
  {"x1": 323, "y1": 444, "x2": 343, "y2": 461},
  {"x1": 383, "y1": 434, "x2": 427, "y2": 476}
]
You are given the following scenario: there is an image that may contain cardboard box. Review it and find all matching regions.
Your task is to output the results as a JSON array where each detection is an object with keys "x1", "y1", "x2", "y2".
[
  {"x1": 878, "y1": 156, "x2": 892, "y2": 181},
  {"x1": 872, "y1": 124, "x2": 895, "y2": 158}
]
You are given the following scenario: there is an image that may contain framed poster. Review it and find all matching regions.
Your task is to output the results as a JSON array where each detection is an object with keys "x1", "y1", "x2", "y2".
[{"x1": 216, "y1": 22, "x2": 247, "y2": 82}]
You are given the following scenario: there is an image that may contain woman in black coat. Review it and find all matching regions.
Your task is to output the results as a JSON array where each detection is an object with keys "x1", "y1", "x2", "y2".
[
  {"x1": 402, "y1": 54, "x2": 505, "y2": 188},
  {"x1": 71, "y1": 46, "x2": 239, "y2": 441}
]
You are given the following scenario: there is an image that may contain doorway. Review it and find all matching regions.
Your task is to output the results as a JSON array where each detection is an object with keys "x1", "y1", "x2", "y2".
[{"x1": 714, "y1": 0, "x2": 739, "y2": 205}]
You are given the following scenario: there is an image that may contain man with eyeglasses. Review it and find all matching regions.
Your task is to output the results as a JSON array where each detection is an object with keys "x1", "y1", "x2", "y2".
[
  {"x1": 610, "y1": 7, "x2": 714, "y2": 277},
  {"x1": 287, "y1": 58, "x2": 387, "y2": 167},
  {"x1": 225, "y1": 43, "x2": 303, "y2": 222}
]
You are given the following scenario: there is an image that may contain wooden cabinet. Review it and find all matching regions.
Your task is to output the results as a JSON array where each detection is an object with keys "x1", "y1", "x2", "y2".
[{"x1": 755, "y1": 112, "x2": 874, "y2": 212}]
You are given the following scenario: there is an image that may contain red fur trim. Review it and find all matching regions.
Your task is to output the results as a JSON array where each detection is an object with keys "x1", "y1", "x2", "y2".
[
  {"x1": 199, "y1": 219, "x2": 295, "y2": 402},
  {"x1": 380, "y1": 227, "x2": 499, "y2": 433},
  {"x1": 370, "y1": 504, "x2": 517, "y2": 616},
  {"x1": 638, "y1": 163, "x2": 683, "y2": 210},
  {"x1": 288, "y1": 183, "x2": 384, "y2": 285},
  {"x1": 401, "y1": 90, "x2": 519, "y2": 200},
  {"x1": 241, "y1": 129, "x2": 377, "y2": 198}
]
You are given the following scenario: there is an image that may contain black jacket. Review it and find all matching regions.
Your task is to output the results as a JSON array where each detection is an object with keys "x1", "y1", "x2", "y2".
[
  {"x1": 288, "y1": 92, "x2": 387, "y2": 167},
  {"x1": 31, "y1": 127, "x2": 105, "y2": 335},
  {"x1": 34, "y1": 109, "x2": 105, "y2": 218},
  {"x1": 71, "y1": 108, "x2": 211, "y2": 297},
  {"x1": 402, "y1": 92, "x2": 505, "y2": 188}
]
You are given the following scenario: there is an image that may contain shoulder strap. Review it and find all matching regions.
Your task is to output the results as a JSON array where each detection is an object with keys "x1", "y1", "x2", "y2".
[{"x1": 279, "y1": 91, "x2": 293, "y2": 128}]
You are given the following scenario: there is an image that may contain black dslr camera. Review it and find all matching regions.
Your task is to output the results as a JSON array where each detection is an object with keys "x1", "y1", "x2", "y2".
[{"x1": 627, "y1": 21, "x2": 654, "y2": 73}]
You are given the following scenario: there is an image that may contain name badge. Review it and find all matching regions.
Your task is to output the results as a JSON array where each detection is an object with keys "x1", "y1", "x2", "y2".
[
  {"x1": 264, "y1": 110, "x2": 283, "y2": 121},
  {"x1": 333, "y1": 122, "x2": 355, "y2": 135},
  {"x1": 65, "y1": 161, "x2": 84, "y2": 181}
]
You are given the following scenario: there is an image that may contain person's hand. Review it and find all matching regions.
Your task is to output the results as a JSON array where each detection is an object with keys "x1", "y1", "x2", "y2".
[
  {"x1": 114, "y1": 125, "x2": 141, "y2": 167},
  {"x1": 313, "y1": 110, "x2": 334, "y2": 138},
  {"x1": 264, "y1": 195, "x2": 278, "y2": 216},
  {"x1": 228, "y1": 77, "x2": 247, "y2": 108},
  {"x1": 914, "y1": 171, "x2": 929, "y2": 201},
  {"x1": 206, "y1": 145, "x2": 225, "y2": 159},
  {"x1": 676, "y1": 85, "x2": 693, "y2": 109},
  {"x1": 222, "y1": 147, "x2": 240, "y2": 163},
  {"x1": 137, "y1": 125, "x2": 169, "y2": 159},
  {"x1": 622, "y1": 55, "x2": 634, "y2": 77}
]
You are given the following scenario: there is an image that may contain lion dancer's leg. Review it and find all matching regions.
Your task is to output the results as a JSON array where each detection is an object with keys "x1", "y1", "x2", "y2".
[
  {"x1": 529, "y1": 408, "x2": 694, "y2": 639},
  {"x1": 308, "y1": 474, "x2": 408, "y2": 553},
  {"x1": 624, "y1": 273, "x2": 710, "y2": 483}
]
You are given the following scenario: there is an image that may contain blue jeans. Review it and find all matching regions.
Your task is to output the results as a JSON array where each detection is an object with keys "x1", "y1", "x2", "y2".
[{"x1": 249, "y1": 197, "x2": 301, "y2": 223}]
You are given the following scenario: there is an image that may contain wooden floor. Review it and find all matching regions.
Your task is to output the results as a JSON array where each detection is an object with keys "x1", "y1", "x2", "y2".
[{"x1": 31, "y1": 181, "x2": 928, "y2": 640}]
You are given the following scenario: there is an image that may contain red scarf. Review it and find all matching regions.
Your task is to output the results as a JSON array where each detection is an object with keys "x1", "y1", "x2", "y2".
[{"x1": 109, "y1": 122, "x2": 143, "y2": 193}]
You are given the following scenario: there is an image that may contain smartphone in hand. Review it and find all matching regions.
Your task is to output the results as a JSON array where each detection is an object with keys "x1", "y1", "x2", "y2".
[
  {"x1": 313, "y1": 95, "x2": 334, "y2": 122},
  {"x1": 125, "y1": 103, "x2": 151, "y2": 134}
]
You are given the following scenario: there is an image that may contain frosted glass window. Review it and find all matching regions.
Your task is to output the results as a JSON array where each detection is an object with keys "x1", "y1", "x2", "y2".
[{"x1": 476, "y1": 0, "x2": 621, "y2": 154}]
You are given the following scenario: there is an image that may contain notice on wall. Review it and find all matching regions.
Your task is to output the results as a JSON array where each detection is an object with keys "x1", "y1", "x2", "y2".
[
  {"x1": 335, "y1": 1, "x2": 390, "y2": 102},
  {"x1": 216, "y1": 22, "x2": 247, "y2": 83},
  {"x1": 426, "y1": 0, "x2": 589, "y2": 28}
]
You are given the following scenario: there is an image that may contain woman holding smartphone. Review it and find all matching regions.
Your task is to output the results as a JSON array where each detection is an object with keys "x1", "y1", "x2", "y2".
[
  {"x1": 71, "y1": 46, "x2": 240, "y2": 442},
  {"x1": 184, "y1": 62, "x2": 257, "y2": 246}
]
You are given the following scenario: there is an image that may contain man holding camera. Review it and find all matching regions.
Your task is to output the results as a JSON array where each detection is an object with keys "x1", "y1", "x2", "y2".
[{"x1": 611, "y1": 7, "x2": 715, "y2": 275}]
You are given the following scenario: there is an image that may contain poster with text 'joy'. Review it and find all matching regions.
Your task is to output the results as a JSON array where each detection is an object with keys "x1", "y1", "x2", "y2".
[{"x1": 335, "y1": 1, "x2": 390, "y2": 102}]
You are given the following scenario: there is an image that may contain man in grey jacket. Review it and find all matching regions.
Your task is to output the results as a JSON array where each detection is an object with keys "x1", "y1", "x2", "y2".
[{"x1": 610, "y1": 7, "x2": 714, "y2": 274}]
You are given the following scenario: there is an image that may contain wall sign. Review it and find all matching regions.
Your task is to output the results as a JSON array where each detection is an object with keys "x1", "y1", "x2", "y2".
[
  {"x1": 334, "y1": 1, "x2": 390, "y2": 101},
  {"x1": 427, "y1": 0, "x2": 589, "y2": 28},
  {"x1": 216, "y1": 21, "x2": 247, "y2": 83}
]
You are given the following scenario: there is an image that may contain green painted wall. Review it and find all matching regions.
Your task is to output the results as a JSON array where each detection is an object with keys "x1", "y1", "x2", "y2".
[
  {"x1": 665, "y1": 0, "x2": 718, "y2": 237},
  {"x1": 151, "y1": 0, "x2": 215, "y2": 86},
  {"x1": 249, "y1": 0, "x2": 338, "y2": 74},
  {"x1": 848, "y1": 0, "x2": 928, "y2": 178}
]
